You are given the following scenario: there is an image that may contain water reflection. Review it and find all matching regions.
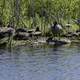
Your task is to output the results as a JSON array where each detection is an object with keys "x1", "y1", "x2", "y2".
[{"x1": 0, "y1": 45, "x2": 80, "y2": 80}]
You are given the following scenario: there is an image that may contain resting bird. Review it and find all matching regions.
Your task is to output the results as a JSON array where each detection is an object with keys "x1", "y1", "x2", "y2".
[{"x1": 51, "y1": 21, "x2": 63, "y2": 39}]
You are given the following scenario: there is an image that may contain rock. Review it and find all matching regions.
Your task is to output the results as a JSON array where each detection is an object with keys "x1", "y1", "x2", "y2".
[
  {"x1": 0, "y1": 27, "x2": 15, "y2": 39},
  {"x1": 16, "y1": 28, "x2": 27, "y2": 33},
  {"x1": 62, "y1": 32, "x2": 79, "y2": 38},
  {"x1": 14, "y1": 32, "x2": 29, "y2": 40},
  {"x1": 37, "y1": 37, "x2": 47, "y2": 44},
  {"x1": 0, "y1": 32, "x2": 7, "y2": 39},
  {"x1": 28, "y1": 29, "x2": 35, "y2": 33},
  {"x1": 76, "y1": 30, "x2": 80, "y2": 33},
  {"x1": 71, "y1": 32, "x2": 79, "y2": 37},
  {"x1": 32, "y1": 32, "x2": 41, "y2": 36},
  {"x1": 28, "y1": 28, "x2": 41, "y2": 37},
  {"x1": 6, "y1": 27, "x2": 15, "y2": 36},
  {"x1": 60, "y1": 39, "x2": 71, "y2": 44}
]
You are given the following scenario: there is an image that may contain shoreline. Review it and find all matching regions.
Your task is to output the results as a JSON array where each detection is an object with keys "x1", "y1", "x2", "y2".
[{"x1": 0, "y1": 37, "x2": 80, "y2": 49}]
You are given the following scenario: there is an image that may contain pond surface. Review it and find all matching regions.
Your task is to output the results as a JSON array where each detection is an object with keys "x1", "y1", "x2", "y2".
[{"x1": 0, "y1": 44, "x2": 80, "y2": 80}]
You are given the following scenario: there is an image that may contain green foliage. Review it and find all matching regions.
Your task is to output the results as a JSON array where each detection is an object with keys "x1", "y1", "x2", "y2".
[{"x1": 0, "y1": 0, "x2": 80, "y2": 30}]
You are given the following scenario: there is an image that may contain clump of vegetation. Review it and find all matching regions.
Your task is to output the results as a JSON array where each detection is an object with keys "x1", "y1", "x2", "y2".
[{"x1": 0, "y1": 0, "x2": 80, "y2": 27}]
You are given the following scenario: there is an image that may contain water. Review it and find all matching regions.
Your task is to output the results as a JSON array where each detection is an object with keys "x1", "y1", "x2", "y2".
[{"x1": 0, "y1": 45, "x2": 80, "y2": 80}]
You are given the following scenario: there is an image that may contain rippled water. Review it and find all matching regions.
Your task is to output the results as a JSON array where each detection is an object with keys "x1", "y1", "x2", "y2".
[{"x1": 0, "y1": 44, "x2": 80, "y2": 80}]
